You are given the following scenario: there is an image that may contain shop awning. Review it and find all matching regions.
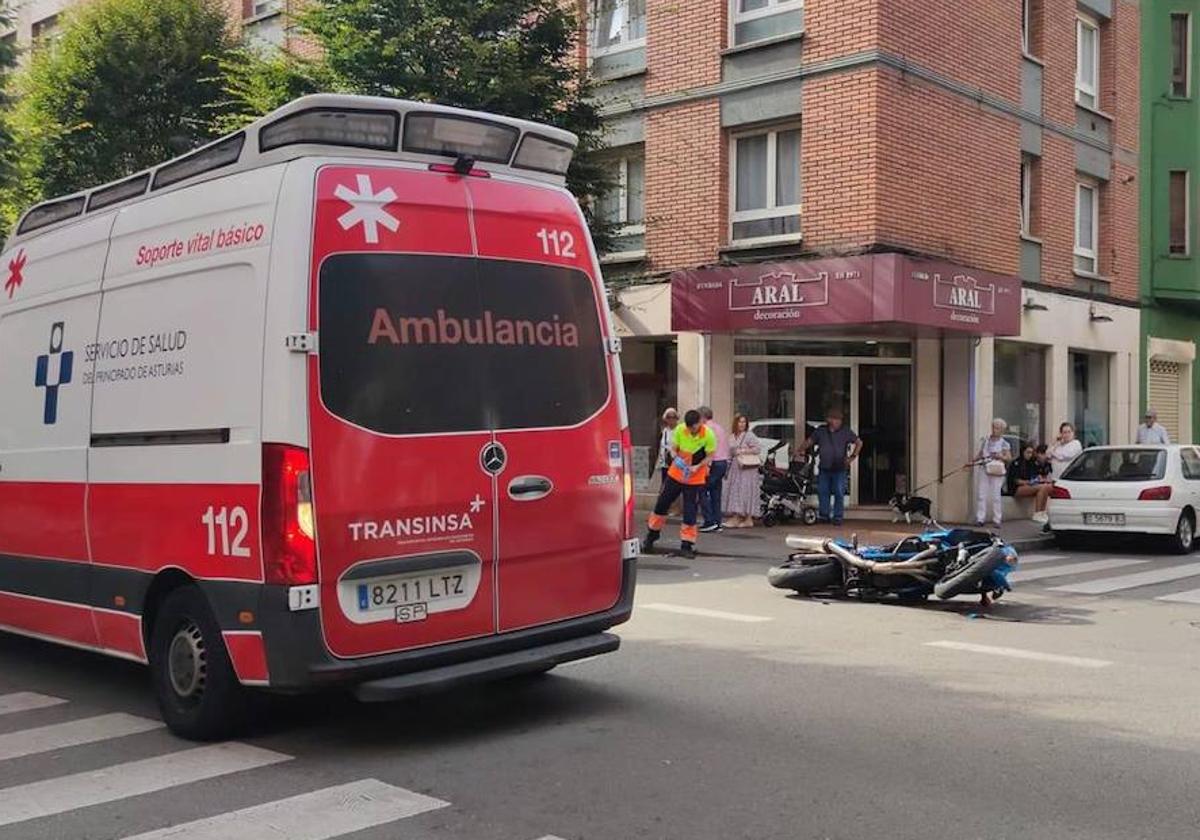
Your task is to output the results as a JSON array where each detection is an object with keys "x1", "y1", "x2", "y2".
[{"x1": 670, "y1": 253, "x2": 1021, "y2": 335}]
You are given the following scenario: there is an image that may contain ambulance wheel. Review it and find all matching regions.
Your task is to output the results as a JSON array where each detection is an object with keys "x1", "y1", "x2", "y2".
[{"x1": 149, "y1": 586, "x2": 247, "y2": 741}]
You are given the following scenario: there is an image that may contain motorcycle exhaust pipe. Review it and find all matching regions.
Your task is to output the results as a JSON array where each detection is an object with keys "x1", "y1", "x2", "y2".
[
  {"x1": 785, "y1": 535, "x2": 830, "y2": 553},
  {"x1": 826, "y1": 542, "x2": 941, "y2": 575}
]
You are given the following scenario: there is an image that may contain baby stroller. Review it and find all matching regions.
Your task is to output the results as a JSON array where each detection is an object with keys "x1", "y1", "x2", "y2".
[{"x1": 759, "y1": 444, "x2": 819, "y2": 527}]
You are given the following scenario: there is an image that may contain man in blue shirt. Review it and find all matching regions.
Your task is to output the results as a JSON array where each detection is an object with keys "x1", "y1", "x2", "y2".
[{"x1": 800, "y1": 407, "x2": 861, "y2": 526}]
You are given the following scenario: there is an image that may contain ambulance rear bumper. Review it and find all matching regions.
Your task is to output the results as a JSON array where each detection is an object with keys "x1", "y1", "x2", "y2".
[
  {"x1": 255, "y1": 556, "x2": 636, "y2": 691},
  {"x1": 352, "y1": 632, "x2": 619, "y2": 701}
]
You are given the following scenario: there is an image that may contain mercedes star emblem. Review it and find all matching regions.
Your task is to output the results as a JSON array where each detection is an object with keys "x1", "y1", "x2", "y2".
[{"x1": 480, "y1": 442, "x2": 507, "y2": 475}]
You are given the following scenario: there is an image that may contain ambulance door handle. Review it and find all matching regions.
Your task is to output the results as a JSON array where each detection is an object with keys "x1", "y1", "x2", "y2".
[{"x1": 507, "y1": 475, "x2": 553, "y2": 501}]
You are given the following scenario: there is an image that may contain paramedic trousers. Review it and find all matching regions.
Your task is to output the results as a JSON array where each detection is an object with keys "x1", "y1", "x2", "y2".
[
  {"x1": 647, "y1": 477, "x2": 701, "y2": 545},
  {"x1": 975, "y1": 472, "x2": 1005, "y2": 526}
]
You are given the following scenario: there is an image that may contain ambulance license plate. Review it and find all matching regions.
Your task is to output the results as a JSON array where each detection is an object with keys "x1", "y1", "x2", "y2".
[{"x1": 356, "y1": 572, "x2": 467, "y2": 613}]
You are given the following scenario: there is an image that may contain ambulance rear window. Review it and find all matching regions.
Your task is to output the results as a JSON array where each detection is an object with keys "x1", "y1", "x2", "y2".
[{"x1": 318, "y1": 254, "x2": 609, "y2": 435}]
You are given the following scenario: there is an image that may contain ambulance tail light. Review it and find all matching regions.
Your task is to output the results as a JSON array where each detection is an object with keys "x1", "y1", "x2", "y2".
[
  {"x1": 621, "y1": 427, "x2": 635, "y2": 539},
  {"x1": 262, "y1": 444, "x2": 317, "y2": 586}
]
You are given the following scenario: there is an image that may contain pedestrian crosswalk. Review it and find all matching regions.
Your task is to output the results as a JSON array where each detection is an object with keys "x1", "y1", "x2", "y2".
[
  {"x1": 0, "y1": 690, "x2": 552, "y2": 840},
  {"x1": 1012, "y1": 552, "x2": 1200, "y2": 603}
]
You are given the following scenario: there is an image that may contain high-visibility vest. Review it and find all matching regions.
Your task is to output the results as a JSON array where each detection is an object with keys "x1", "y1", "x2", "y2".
[{"x1": 667, "y1": 423, "x2": 716, "y2": 486}]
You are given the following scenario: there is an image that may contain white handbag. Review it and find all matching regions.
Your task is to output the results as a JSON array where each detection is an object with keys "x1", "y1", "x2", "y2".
[{"x1": 985, "y1": 459, "x2": 1007, "y2": 477}]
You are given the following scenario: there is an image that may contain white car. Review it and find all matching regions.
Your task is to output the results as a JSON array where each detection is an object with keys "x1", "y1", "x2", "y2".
[{"x1": 1049, "y1": 445, "x2": 1200, "y2": 553}]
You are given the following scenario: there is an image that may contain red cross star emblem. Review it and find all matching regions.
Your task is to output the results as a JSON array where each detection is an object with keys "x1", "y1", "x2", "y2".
[{"x1": 4, "y1": 250, "x2": 26, "y2": 299}]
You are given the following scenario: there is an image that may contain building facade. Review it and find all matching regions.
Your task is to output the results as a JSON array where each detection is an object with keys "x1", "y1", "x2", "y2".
[
  {"x1": 1141, "y1": 1, "x2": 1200, "y2": 444},
  {"x1": 589, "y1": 0, "x2": 1142, "y2": 521},
  {"x1": 0, "y1": 0, "x2": 293, "y2": 53}
]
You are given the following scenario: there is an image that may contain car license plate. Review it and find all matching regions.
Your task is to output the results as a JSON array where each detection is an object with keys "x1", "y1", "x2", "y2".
[
  {"x1": 1084, "y1": 513, "x2": 1125, "y2": 526},
  {"x1": 357, "y1": 571, "x2": 467, "y2": 612}
]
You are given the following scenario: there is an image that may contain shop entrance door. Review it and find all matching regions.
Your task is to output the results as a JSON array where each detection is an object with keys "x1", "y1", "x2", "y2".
[
  {"x1": 801, "y1": 365, "x2": 854, "y2": 506},
  {"x1": 857, "y1": 365, "x2": 912, "y2": 505}
]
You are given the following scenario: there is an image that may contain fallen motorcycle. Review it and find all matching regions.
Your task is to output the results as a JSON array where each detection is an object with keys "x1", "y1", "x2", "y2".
[{"x1": 767, "y1": 528, "x2": 1018, "y2": 602}]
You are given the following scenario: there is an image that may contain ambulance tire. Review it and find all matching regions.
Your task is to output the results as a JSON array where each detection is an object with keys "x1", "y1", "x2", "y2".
[{"x1": 150, "y1": 586, "x2": 248, "y2": 741}]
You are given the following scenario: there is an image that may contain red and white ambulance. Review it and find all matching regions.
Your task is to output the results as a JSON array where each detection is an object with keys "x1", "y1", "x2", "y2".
[{"x1": 0, "y1": 95, "x2": 639, "y2": 739}]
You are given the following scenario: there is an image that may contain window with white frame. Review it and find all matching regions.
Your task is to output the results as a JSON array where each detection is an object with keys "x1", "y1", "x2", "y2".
[
  {"x1": 596, "y1": 147, "x2": 645, "y2": 233},
  {"x1": 251, "y1": 0, "x2": 283, "y2": 17},
  {"x1": 730, "y1": 0, "x2": 804, "y2": 47},
  {"x1": 1170, "y1": 170, "x2": 1190, "y2": 256},
  {"x1": 1020, "y1": 155, "x2": 1033, "y2": 236},
  {"x1": 1171, "y1": 12, "x2": 1192, "y2": 98},
  {"x1": 730, "y1": 126, "x2": 801, "y2": 244},
  {"x1": 1074, "y1": 180, "x2": 1099, "y2": 274},
  {"x1": 590, "y1": 0, "x2": 646, "y2": 57},
  {"x1": 1076, "y1": 15, "x2": 1100, "y2": 109}
]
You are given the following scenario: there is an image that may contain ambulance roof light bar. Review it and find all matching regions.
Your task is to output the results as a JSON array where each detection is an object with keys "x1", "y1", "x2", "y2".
[{"x1": 10, "y1": 94, "x2": 579, "y2": 243}]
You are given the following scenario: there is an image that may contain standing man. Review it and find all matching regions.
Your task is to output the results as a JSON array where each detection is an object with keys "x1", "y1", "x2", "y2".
[
  {"x1": 698, "y1": 406, "x2": 729, "y2": 533},
  {"x1": 801, "y1": 407, "x2": 861, "y2": 526},
  {"x1": 1136, "y1": 409, "x2": 1171, "y2": 444},
  {"x1": 643, "y1": 409, "x2": 715, "y2": 560}
]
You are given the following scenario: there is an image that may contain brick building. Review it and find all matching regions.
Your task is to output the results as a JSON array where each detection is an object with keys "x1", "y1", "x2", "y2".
[{"x1": 591, "y1": 0, "x2": 1142, "y2": 522}]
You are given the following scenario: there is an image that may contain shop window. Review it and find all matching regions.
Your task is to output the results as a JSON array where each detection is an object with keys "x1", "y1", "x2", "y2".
[
  {"x1": 1170, "y1": 170, "x2": 1190, "y2": 256},
  {"x1": 1171, "y1": 12, "x2": 1192, "y2": 98},
  {"x1": 596, "y1": 146, "x2": 645, "y2": 253},
  {"x1": 735, "y1": 339, "x2": 911, "y2": 359},
  {"x1": 590, "y1": 0, "x2": 646, "y2": 58},
  {"x1": 730, "y1": 125, "x2": 801, "y2": 245},
  {"x1": 730, "y1": 0, "x2": 803, "y2": 47},
  {"x1": 1069, "y1": 350, "x2": 1110, "y2": 447},
  {"x1": 1074, "y1": 180, "x2": 1099, "y2": 275},
  {"x1": 994, "y1": 341, "x2": 1046, "y2": 448}
]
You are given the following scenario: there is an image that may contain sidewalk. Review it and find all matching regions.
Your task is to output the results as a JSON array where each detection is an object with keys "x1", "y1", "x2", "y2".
[{"x1": 655, "y1": 518, "x2": 1053, "y2": 561}]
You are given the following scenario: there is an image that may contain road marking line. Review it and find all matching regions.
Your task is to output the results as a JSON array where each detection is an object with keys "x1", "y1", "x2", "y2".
[
  {"x1": 0, "y1": 693, "x2": 67, "y2": 717},
  {"x1": 0, "y1": 713, "x2": 163, "y2": 762},
  {"x1": 1156, "y1": 587, "x2": 1200, "y2": 604},
  {"x1": 1051, "y1": 564, "x2": 1200, "y2": 594},
  {"x1": 119, "y1": 778, "x2": 448, "y2": 840},
  {"x1": 639, "y1": 603, "x2": 773, "y2": 623},
  {"x1": 1013, "y1": 553, "x2": 1068, "y2": 565},
  {"x1": 924, "y1": 641, "x2": 1112, "y2": 669},
  {"x1": 0, "y1": 742, "x2": 291, "y2": 827},
  {"x1": 1009, "y1": 558, "x2": 1145, "y2": 582}
]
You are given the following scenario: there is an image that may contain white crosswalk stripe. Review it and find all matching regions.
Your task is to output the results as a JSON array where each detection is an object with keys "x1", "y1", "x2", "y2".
[
  {"x1": 1156, "y1": 587, "x2": 1200, "y2": 604},
  {"x1": 1013, "y1": 553, "x2": 1068, "y2": 565},
  {"x1": 1051, "y1": 564, "x2": 1200, "y2": 594},
  {"x1": 0, "y1": 713, "x2": 162, "y2": 762},
  {"x1": 0, "y1": 742, "x2": 291, "y2": 828},
  {"x1": 0, "y1": 692, "x2": 67, "y2": 717},
  {"x1": 119, "y1": 779, "x2": 448, "y2": 840},
  {"x1": 1009, "y1": 558, "x2": 1146, "y2": 583}
]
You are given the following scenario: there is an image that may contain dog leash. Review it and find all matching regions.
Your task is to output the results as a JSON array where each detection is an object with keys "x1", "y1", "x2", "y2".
[{"x1": 906, "y1": 460, "x2": 985, "y2": 497}]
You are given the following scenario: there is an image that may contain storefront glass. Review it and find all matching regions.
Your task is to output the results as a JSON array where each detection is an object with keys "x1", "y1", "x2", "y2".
[
  {"x1": 1069, "y1": 350, "x2": 1110, "y2": 447},
  {"x1": 734, "y1": 361, "x2": 795, "y2": 466},
  {"x1": 858, "y1": 365, "x2": 911, "y2": 503},
  {"x1": 994, "y1": 341, "x2": 1046, "y2": 447},
  {"x1": 735, "y1": 339, "x2": 911, "y2": 358}
]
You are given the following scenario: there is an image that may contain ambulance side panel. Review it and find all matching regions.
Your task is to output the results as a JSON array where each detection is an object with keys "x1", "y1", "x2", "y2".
[
  {"x1": 87, "y1": 167, "x2": 283, "y2": 665},
  {"x1": 0, "y1": 214, "x2": 111, "y2": 649}
]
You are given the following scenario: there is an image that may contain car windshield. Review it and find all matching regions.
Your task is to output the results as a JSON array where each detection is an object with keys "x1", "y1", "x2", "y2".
[{"x1": 1061, "y1": 448, "x2": 1167, "y2": 482}]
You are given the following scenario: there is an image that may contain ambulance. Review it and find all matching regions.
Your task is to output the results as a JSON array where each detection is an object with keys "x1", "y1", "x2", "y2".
[{"x1": 0, "y1": 94, "x2": 639, "y2": 739}]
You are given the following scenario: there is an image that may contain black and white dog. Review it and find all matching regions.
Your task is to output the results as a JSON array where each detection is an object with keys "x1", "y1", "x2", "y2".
[{"x1": 888, "y1": 493, "x2": 933, "y2": 524}]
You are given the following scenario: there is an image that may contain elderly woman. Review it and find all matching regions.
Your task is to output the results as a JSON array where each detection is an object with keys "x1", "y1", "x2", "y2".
[
  {"x1": 968, "y1": 417, "x2": 1013, "y2": 528},
  {"x1": 654, "y1": 407, "x2": 680, "y2": 485},
  {"x1": 722, "y1": 414, "x2": 763, "y2": 528}
]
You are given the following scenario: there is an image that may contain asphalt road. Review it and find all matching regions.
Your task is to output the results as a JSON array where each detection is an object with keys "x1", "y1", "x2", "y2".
[{"x1": 1, "y1": 543, "x2": 1199, "y2": 840}]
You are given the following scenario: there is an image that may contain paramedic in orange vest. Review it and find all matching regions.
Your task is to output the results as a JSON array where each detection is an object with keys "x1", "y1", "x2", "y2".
[{"x1": 642, "y1": 409, "x2": 716, "y2": 559}]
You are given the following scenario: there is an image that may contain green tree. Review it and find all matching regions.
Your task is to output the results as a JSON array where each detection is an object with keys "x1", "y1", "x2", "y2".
[
  {"x1": 8, "y1": 0, "x2": 235, "y2": 206},
  {"x1": 220, "y1": 0, "x2": 613, "y2": 249},
  {"x1": 0, "y1": 1, "x2": 20, "y2": 236}
]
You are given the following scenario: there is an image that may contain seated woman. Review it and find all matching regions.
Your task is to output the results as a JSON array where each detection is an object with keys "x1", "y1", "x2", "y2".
[{"x1": 1011, "y1": 444, "x2": 1053, "y2": 523}]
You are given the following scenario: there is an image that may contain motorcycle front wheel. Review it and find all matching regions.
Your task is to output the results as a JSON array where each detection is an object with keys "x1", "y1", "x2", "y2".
[{"x1": 767, "y1": 560, "x2": 842, "y2": 593}]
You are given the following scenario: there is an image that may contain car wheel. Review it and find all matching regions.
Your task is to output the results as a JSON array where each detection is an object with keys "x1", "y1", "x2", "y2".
[
  {"x1": 149, "y1": 586, "x2": 247, "y2": 741},
  {"x1": 1171, "y1": 512, "x2": 1195, "y2": 555}
]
